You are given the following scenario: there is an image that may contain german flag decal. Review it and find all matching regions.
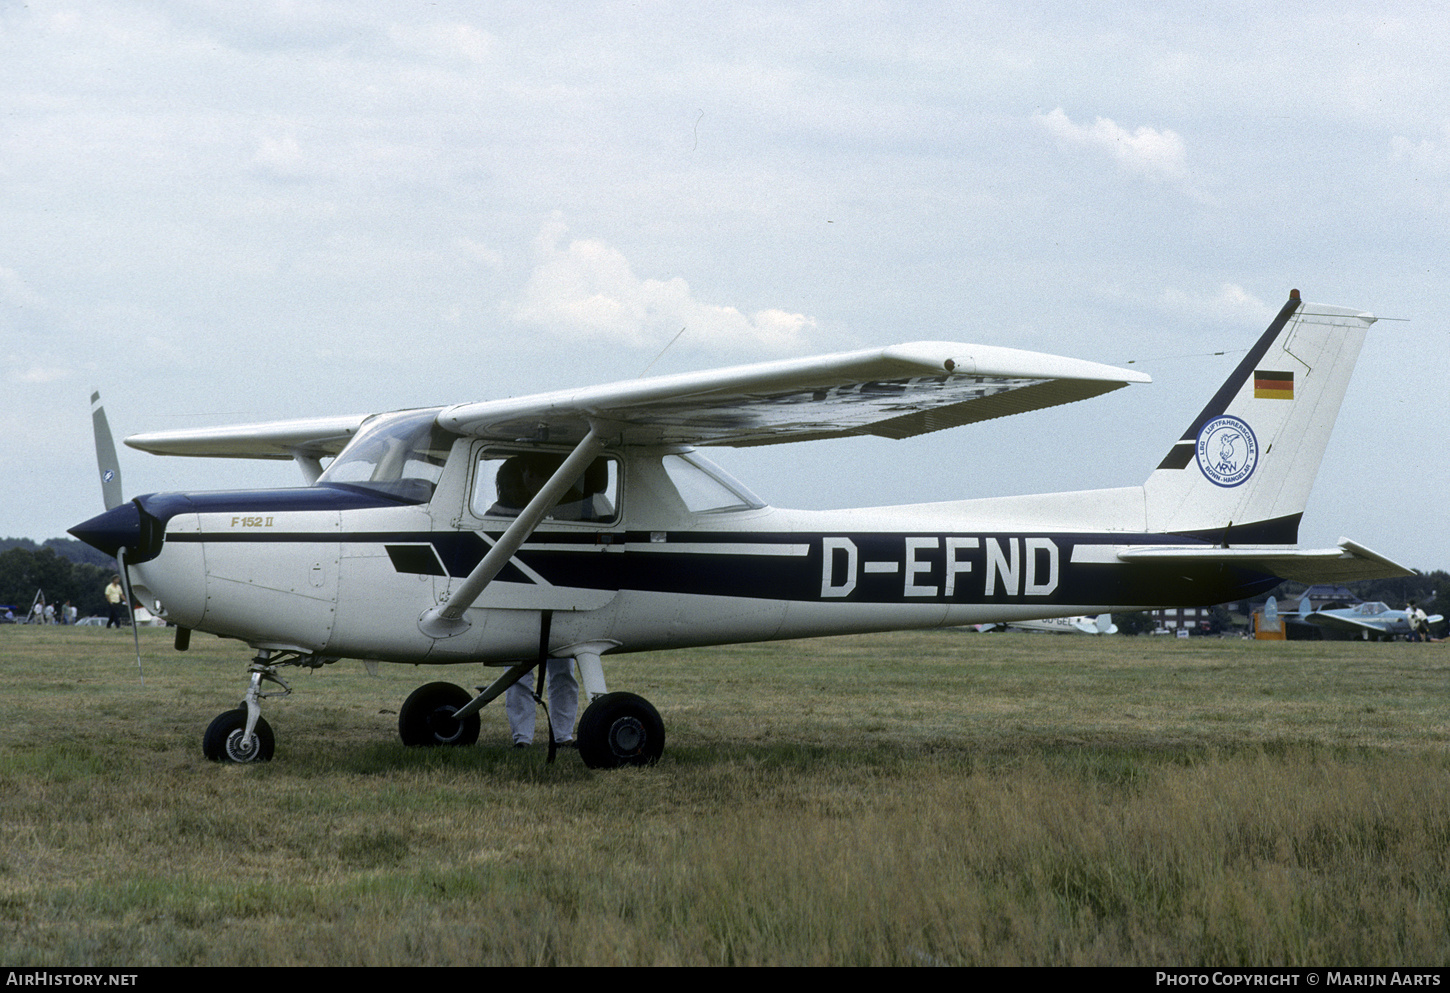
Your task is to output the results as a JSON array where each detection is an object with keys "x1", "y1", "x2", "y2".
[{"x1": 1254, "y1": 370, "x2": 1293, "y2": 400}]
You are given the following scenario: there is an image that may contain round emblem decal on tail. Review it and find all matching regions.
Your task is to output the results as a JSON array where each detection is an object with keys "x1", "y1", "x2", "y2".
[{"x1": 1195, "y1": 415, "x2": 1258, "y2": 488}]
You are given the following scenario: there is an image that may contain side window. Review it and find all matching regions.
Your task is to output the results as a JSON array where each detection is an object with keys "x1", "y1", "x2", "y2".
[
  {"x1": 661, "y1": 453, "x2": 762, "y2": 514},
  {"x1": 471, "y1": 452, "x2": 619, "y2": 524}
]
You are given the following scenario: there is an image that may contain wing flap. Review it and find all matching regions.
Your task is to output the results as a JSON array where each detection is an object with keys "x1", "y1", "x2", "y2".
[
  {"x1": 1115, "y1": 539, "x2": 1413, "y2": 582},
  {"x1": 125, "y1": 414, "x2": 370, "y2": 460},
  {"x1": 440, "y1": 341, "x2": 1149, "y2": 447}
]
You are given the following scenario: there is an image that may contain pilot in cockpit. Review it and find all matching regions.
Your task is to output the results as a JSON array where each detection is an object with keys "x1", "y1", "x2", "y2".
[
  {"x1": 487, "y1": 456, "x2": 531, "y2": 516},
  {"x1": 487, "y1": 454, "x2": 614, "y2": 522}
]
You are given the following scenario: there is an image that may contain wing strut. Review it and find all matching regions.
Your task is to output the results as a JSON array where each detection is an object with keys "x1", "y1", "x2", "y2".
[
  {"x1": 418, "y1": 426, "x2": 608, "y2": 639},
  {"x1": 291, "y1": 451, "x2": 325, "y2": 484},
  {"x1": 446, "y1": 612, "x2": 554, "y2": 728}
]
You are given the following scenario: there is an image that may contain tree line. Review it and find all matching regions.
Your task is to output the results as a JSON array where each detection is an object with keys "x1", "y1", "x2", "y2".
[{"x1": 1, "y1": 540, "x2": 117, "y2": 618}]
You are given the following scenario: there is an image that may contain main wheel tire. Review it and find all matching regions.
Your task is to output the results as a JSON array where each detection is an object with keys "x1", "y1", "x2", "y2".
[
  {"x1": 398, "y1": 681, "x2": 480, "y2": 747},
  {"x1": 577, "y1": 692, "x2": 664, "y2": 769},
  {"x1": 202, "y1": 708, "x2": 275, "y2": 763}
]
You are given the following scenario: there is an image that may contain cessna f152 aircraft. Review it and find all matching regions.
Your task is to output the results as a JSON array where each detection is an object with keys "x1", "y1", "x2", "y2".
[{"x1": 70, "y1": 289, "x2": 1411, "y2": 767}]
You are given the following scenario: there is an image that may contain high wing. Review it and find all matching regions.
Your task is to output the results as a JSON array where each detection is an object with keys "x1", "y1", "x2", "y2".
[
  {"x1": 121, "y1": 343, "x2": 1146, "y2": 461},
  {"x1": 438, "y1": 341, "x2": 1151, "y2": 447},
  {"x1": 126, "y1": 414, "x2": 370, "y2": 460}
]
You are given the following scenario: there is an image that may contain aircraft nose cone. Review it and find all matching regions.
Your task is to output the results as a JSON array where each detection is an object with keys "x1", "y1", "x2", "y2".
[{"x1": 69, "y1": 502, "x2": 142, "y2": 559}]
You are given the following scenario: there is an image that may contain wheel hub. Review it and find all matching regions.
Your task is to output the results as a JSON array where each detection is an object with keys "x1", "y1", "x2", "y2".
[
  {"x1": 608, "y1": 716, "x2": 646, "y2": 755},
  {"x1": 426, "y1": 707, "x2": 463, "y2": 743},
  {"x1": 225, "y1": 730, "x2": 260, "y2": 762}
]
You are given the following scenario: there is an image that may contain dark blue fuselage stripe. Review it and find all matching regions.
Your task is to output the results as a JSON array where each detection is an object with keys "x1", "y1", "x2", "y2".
[{"x1": 166, "y1": 528, "x2": 1280, "y2": 607}]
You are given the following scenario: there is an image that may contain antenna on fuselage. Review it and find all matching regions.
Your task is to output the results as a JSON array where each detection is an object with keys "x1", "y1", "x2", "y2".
[{"x1": 637, "y1": 326, "x2": 687, "y2": 378}]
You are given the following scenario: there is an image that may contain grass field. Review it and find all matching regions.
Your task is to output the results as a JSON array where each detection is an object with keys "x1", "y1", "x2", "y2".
[{"x1": 3, "y1": 624, "x2": 1450, "y2": 965}]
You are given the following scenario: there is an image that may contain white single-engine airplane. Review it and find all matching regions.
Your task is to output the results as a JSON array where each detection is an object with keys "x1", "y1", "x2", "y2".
[
  {"x1": 1303, "y1": 602, "x2": 1443, "y2": 641},
  {"x1": 71, "y1": 289, "x2": 1411, "y2": 767},
  {"x1": 979, "y1": 614, "x2": 1118, "y2": 635}
]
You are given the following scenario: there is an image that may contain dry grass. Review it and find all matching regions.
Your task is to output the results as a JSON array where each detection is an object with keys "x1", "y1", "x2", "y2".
[{"x1": 2, "y1": 625, "x2": 1450, "y2": 965}]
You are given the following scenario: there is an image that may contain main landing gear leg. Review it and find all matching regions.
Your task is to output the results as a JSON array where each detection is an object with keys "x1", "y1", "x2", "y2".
[
  {"x1": 572, "y1": 650, "x2": 665, "y2": 769},
  {"x1": 395, "y1": 645, "x2": 667, "y2": 769},
  {"x1": 398, "y1": 658, "x2": 541, "y2": 749},
  {"x1": 398, "y1": 681, "x2": 482, "y2": 747},
  {"x1": 202, "y1": 651, "x2": 295, "y2": 763}
]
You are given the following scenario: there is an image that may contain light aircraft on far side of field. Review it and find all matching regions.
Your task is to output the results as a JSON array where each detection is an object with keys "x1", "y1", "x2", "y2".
[
  {"x1": 977, "y1": 613, "x2": 1118, "y2": 635},
  {"x1": 71, "y1": 288, "x2": 1412, "y2": 767},
  {"x1": 1302, "y1": 601, "x2": 1443, "y2": 641}
]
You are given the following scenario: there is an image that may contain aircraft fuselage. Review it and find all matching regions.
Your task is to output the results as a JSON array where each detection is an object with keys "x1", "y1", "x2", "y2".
[{"x1": 93, "y1": 445, "x2": 1277, "y2": 667}]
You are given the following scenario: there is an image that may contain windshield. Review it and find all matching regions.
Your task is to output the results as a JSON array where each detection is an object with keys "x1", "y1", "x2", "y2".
[{"x1": 318, "y1": 408, "x2": 455, "y2": 503}]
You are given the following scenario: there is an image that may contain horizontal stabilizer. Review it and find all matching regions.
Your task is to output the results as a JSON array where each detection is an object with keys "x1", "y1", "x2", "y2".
[{"x1": 1115, "y1": 538, "x2": 1413, "y2": 583}]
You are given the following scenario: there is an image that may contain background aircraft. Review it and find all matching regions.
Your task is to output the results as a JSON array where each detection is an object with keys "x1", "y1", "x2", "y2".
[
  {"x1": 71, "y1": 290, "x2": 1409, "y2": 766},
  {"x1": 1302, "y1": 602, "x2": 1444, "y2": 641},
  {"x1": 978, "y1": 614, "x2": 1117, "y2": 635}
]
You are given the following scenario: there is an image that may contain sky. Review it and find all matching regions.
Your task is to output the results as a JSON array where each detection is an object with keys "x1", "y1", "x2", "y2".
[{"x1": 3, "y1": 1, "x2": 1447, "y2": 573}]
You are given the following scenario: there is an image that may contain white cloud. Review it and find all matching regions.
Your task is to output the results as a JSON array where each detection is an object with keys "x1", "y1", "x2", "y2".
[
  {"x1": 247, "y1": 134, "x2": 317, "y2": 182},
  {"x1": 455, "y1": 237, "x2": 505, "y2": 269},
  {"x1": 1158, "y1": 283, "x2": 1274, "y2": 326},
  {"x1": 1391, "y1": 126, "x2": 1450, "y2": 175},
  {"x1": 386, "y1": 21, "x2": 496, "y2": 65},
  {"x1": 12, "y1": 366, "x2": 71, "y2": 385},
  {"x1": 0, "y1": 266, "x2": 46, "y2": 310},
  {"x1": 510, "y1": 216, "x2": 817, "y2": 354},
  {"x1": 1035, "y1": 107, "x2": 1189, "y2": 183}
]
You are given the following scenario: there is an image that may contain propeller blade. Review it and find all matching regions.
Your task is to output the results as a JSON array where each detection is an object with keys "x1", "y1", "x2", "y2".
[
  {"x1": 90, "y1": 390, "x2": 123, "y2": 511},
  {"x1": 116, "y1": 547, "x2": 145, "y2": 687}
]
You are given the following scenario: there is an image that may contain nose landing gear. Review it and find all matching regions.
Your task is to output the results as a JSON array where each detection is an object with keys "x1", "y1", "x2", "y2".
[
  {"x1": 202, "y1": 649, "x2": 322, "y2": 763},
  {"x1": 202, "y1": 709, "x2": 275, "y2": 762}
]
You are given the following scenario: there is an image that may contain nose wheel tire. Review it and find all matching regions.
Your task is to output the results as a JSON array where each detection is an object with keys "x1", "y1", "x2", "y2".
[
  {"x1": 577, "y1": 692, "x2": 664, "y2": 769},
  {"x1": 202, "y1": 708, "x2": 275, "y2": 763},
  {"x1": 399, "y1": 682, "x2": 481, "y2": 747}
]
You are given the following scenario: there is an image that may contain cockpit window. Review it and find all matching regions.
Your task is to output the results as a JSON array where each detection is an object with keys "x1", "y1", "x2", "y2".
[
  {"x1": 318, "y1": 408, "x2": 455, "y2": 503},
  {"x1": 661, "y1": 453, "x2": 763, "y2": 514},
  {"x1": 472, "y1": 452, "x2": 619, "y2": 524}
]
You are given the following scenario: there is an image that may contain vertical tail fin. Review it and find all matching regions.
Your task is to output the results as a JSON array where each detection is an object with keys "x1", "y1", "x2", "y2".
[{"x1": 1143, "y1": 289, "x2": 1376, "y2": 543}]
